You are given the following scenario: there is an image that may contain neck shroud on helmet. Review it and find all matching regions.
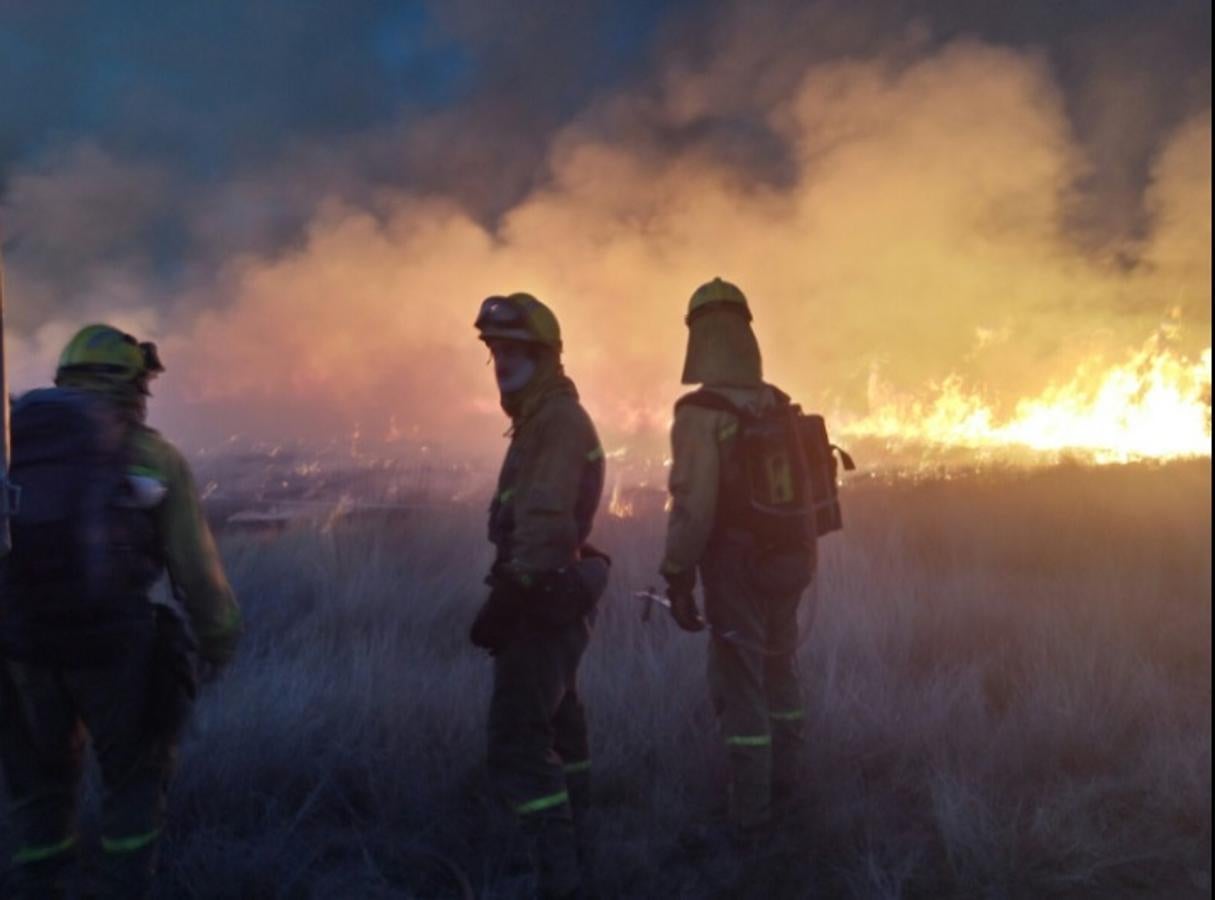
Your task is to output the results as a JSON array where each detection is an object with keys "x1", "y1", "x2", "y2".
[{"x1": 681, "y1": 278, "x2": 763, "y2": 386}]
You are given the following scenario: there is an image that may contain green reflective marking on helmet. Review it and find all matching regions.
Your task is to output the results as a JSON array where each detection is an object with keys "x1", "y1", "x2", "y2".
[
  {"x1": 515, "y1": 790, "x2": 570, "y2": 816},
  {"x1": 718, "y1": 421, "x2": 739, "y2": 441},
  {"x1": 563, "y1": 759, "x2": 592, "y2": 775},
  {"x1": 127, "y1": 464, "x2": 163, "y2": 479},
  {"x1": 769, "y1": 708, "x2": 806, "y2": 721},
  {"x1": 101, "y1": 829, "x2": 160, "y2": 854},
  {"x1": 725, "y1": 734, "x2": 772, "y2": 747},
  {"x1": 586, "y1": 446, "x2": 605, "y2": 462},
  {"x1": 498, "y1": 487, "x2": 516, "y2": 504},
  {"x1": 12, "y1": 835, "x2": 76, "y2": 865}
]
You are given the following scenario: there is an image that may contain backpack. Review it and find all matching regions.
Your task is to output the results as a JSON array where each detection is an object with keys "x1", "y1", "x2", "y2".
[
  {"x1": 676, "y1": 388, "x2": 855, "y2": 542},
  {"x1": 797, "y1": 412, "x2": 855, "y2": 536},
  {"x1": 0, "y1": 388, "x2": 160, "y2": 666}
]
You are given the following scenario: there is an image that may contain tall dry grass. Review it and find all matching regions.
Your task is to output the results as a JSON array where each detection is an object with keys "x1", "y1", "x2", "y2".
[{"x1": 3, "y1": 460, "x2": 1211, "y2": 898}]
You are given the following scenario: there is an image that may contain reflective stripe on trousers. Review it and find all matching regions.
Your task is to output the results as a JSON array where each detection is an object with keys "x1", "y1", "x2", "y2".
[
  {"x1": 701, "y1": 530, "x2": 811, "y2": 829},
  {"x1": 488, "y1": 619, "x2": 590, "y2": 823},
  {"x1": 725, "y1": 734, "x2": 772, "y2": 747},
  {"x1": 11, "y1": 834, "x2": 77, "y2": 865},
  {"x1": 101, "y1": 829, "x2": 161, "y2": 854},
  {"x1": 769, "y1": 708, "x2": 805, "y2": 722},
  {"x1": 515, "y1": 790, "x2": 571, "y2": 816}
]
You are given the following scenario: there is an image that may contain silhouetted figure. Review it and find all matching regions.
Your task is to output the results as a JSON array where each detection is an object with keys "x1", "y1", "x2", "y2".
[
  {"x1": 470, "y1": 294, "x2": 609, "y2": 899},
  {"x1": 0, "y1": 325, "x2": 242, "y2": 899},
  {"x1": 660, "y1": 279, "x2": 818, "y2": 840}
]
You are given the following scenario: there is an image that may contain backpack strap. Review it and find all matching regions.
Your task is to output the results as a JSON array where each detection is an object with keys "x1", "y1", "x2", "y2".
[
  {"x1": 675, "y1": 388, "x2": 745, "y2": 417},
  {"x1": 675, "y1": 386, "x2": 794, "y2": 418}
]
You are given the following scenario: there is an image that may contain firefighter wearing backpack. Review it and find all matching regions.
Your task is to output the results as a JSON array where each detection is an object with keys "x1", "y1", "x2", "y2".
[
  {"x1": 0, "y1": 324, "x2": 241, "y2": 899},
  {"x1": 660, "y1": 278, "x2": 816, "y2": 840},
  {"x1": 470, "y1": 293, "x2": 609, "y2": 900}
]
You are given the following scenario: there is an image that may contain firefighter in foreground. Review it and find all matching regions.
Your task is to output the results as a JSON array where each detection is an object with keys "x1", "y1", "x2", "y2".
[
  {"x1": 0, "y1": 325, "x2": 242, "y2": 898},
  {"x1": 660, "y1": 278, "x2": 817, "y2": 840},
  {"x1": 470, "y1": 293, "x2": 608, "y2": 899}
]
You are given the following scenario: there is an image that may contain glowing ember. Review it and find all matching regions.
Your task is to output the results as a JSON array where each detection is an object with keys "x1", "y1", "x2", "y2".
[{"x1": 843, "y1": 336, "x2": 1212, "y2": 463}]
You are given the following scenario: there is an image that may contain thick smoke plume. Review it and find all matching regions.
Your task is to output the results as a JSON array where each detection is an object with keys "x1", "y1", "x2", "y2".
[{"x1": 3, "y1": 3, "x2": 1210, "y2": 460}]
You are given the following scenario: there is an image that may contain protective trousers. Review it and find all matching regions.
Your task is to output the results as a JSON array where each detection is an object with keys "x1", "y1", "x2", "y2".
[
  {"x1": 488, "y1": 615, "x2": 592, "y2": 897},
  {"x1": 701, "y1": 533, "x2": 813, "y2": 830},
  {"x1": 0, "y1": 637, "x2": 177, "y2": 900}
]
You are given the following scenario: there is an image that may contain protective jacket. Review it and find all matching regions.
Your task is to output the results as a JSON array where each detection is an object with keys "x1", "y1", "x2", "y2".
[
  {"x1": 481, "y1": 366, "x2": 605, "y2": 897},
  {"x1": 489, "y1": 371, "x2": 605, "y2": 582}
]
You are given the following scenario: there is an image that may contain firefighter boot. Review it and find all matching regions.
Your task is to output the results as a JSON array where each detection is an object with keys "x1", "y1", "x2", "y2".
[{"x1": 524, "y1": 815, "x2": 583, "y2": 900}]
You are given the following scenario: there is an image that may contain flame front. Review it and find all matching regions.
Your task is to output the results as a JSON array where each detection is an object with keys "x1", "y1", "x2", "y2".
[{"x1": 843, "y1": 336, "x2": 1212, "y2": 463}]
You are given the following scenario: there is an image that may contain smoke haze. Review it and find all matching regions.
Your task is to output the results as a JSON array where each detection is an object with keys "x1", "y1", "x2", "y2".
[{"x1": 2, "y1": 1, "x2": 1209, "y2": 458}]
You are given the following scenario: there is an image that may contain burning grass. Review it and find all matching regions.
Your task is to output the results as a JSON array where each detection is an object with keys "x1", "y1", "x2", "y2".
[{"x1": 3, "y1": 460, "x2": 1211, "y2": 898}]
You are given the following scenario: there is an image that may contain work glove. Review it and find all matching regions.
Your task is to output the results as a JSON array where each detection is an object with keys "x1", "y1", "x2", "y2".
[
  {"x1": 470, "y1": 581, "x2": 522, "y2": 654},
  {"x1": 663, "y1": 568, "x2": 705, "y2": 633}
]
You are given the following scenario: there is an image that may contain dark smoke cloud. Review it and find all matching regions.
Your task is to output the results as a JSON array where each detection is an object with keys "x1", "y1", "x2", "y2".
[
  {"x1": 2, "y1": 1, "x2": 1207, "y2": 318},
  {"x1": 0, "y1": 0, "x2": 692, "y2": 323}
]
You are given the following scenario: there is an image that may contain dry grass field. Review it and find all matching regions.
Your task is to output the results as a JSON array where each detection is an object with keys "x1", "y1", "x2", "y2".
[{"x1": 4, "y1": 460, "x2": 1211, "y2": 898}]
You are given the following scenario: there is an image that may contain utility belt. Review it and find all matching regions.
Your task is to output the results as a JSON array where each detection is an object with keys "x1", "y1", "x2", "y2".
[{"x1": 490, "y1": 543, "x2": 612, "y2": 630}]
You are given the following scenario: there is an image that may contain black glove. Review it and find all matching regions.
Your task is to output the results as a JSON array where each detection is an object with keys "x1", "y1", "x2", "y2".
[
  {"x1": 470, "y1": 583, "x2": 523, "y2": 654},
  {"x1": 663, "y1": 569, "x2": 705, "y2": 633}
]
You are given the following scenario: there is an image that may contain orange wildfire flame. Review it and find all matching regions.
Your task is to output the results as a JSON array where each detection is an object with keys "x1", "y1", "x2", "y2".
[
  {"x1": 607, "y1": 479, "x2": 635, "y2": 519},
  {"x1": 842, "y1": 336, "x2": 1212, "y2": 463}
]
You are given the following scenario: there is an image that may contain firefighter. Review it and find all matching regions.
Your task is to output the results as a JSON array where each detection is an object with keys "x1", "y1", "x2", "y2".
[
  {"x1": 0, "y1": 324, "x2": 242, "y2": 899},
  {"x1": 659, "y1": 278, "x2": 817, "y2": 839},
  {"x1": 470, "y1": 293, "x2": 608, "y2": 899}
]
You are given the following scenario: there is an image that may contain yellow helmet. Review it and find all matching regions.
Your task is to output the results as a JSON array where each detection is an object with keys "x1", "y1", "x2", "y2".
[
  {"x1": 686, "y1": 277, "x2": 751, "y2": 324},
  {"x1": 474, "y1": 293, "x2": 563, "y2": 352},
  {"x1": 681, "y1": 278, "x2": 762, "y2": 385},
  {"x1": 56, "y1": 324, "x2": 164, "y2": 393}
]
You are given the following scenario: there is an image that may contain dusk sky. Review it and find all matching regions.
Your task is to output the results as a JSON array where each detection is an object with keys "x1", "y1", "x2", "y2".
[{"x1": 1, "y1": 1, "x2": 1210, "y2": 458}]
